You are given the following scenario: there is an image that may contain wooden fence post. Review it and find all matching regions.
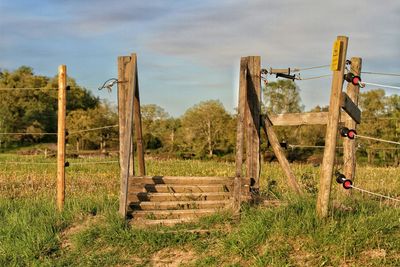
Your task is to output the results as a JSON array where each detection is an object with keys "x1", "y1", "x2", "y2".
[
  {"x1": 245, "y1": 56, "x2": 261, "y2": 190},
  {"x1": 57, "y1": 65, "x2": 67, "y2": 211},
  {"x1": 316, "y1": 36, "x2": 348, "y2": 218},
  {"x1": 342, "y1": 57, "x2": 362, "y2": 195},
  {"x1": 118, "y1": 56, "x2": 135, "y2": 217},
  {"x1": 132, "y1": 54, "x2": 146, "y2": 176},
  {"x1": 234, "y1": 57, "x2": 248, "y2": 211}
]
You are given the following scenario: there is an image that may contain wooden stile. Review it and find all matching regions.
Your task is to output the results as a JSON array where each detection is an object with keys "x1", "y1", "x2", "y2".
[
  {"x1": 316, "y1": 36, "x2": 349, "y2": 219},
  {"x1": 57, "y1": 65, "x2": 67, "y2": 211}
]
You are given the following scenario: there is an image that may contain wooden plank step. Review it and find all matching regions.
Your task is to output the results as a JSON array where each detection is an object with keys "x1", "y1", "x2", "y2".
[
  {"x1": 129, "y1": 200, "x2": 232, "y2": 210},
  {"x1": 132, "y1": 208, "x2": 219, "y2": 219},
  {"x1": 128, "y1": 192, "x2": 232, "y2": 202},
  {"x1": 129, "y1": 184, "x2": 232, "y2": 193},
  {"x1": 132, "y1": 218, "x2": 195, "y2": 226},
  {"x1": 128, "y1": 176, "x2": 240, "y2": 185}
]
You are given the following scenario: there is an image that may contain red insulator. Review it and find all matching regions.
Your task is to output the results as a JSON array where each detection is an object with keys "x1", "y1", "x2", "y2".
[
  {"x1": 343, "y1": 179, "x2": 353, "y2": 190},
  {"x1": 347, "y1": 129, "x2": 357, "y2": 139},
  {"x1": 351, "y1": 76, "x2": 361, "y2": 86}
]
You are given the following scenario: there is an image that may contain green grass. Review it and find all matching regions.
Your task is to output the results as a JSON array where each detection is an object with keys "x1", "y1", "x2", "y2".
[{"x1": 0, "y1": 154, "x2": 399, "y2": 266}]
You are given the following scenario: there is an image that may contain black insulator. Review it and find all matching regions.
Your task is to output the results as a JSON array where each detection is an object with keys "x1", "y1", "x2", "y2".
[
  {"x1": 339, "y1": 127, "x2": 349, "y2": 137},
  {"x1": 344, "y1": 73, "x2": 355, "y2": 83},
  {"x1": 280, "y1": 141, "x2": 287, "y2": 149},
  {"x1": 335, "y1": 172, "x2": 346, "y2": 184},
  {"x1": 66, "y1": 85, "x2": 71, "y2": 91},
  {"x1": 276, "y1": 73, "x2": 296, "y2": 81},
  {"x1": 64, "y1": 161, "x2": 70, "y2": 167}
]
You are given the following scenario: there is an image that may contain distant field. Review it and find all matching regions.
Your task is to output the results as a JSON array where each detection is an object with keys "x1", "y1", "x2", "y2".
[{"x1": 0, "y1": 154, "x2": 399, "y2": 266}]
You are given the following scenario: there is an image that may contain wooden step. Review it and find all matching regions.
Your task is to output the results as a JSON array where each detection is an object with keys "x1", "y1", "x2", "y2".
[
  {"x1": 128, "y1": 192, "x2": 232, "y2": 202},
  {"x1": 129, "y1": 200, "x2": 232, "y2": 210},
  {"x1": 129, "y1": 184, "x2": 232, "y2": 193},
  {"x1": 128, "y1": 176, "x2": 236, "y2": 185},
  {"x1": 132, "y1": 218, "x2": 195, "y2": 226},
  {"x1": 132, "y1": 208, "x2": 219, "y2": 219}
]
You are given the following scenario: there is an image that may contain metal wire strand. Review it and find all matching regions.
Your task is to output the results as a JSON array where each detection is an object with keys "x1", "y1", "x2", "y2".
[
  {"x1": 296, "y1": 74, "x2": 331, "y2": 81},
  {"x1": 351, "y1": 185, "x2": 400, "y2": 202},
  {"x1": 292, "y1": 64, "x2": 330, "y2": 73},
  {"x1": 0, "y1": 87, "x2": 58, "y2": 91},
  {"x1": 355, "y1": 134, "x2": 400, "y2": 146},
  {"x1": 361, "y1": 71, "x2": 400, "y2": 77},
  {"x1": 1, "y1": 161, "x2": 56, "y2": 165},
  {"x1": 359, "y1": 81, "x2": 400, "y2": 90},
  {"x1": 69, "y1": 125, "x2": 118, "y2": 135},
  {"x1": 0, "y1": 132, "x2": 57, "y2": 135},
  {"x1": 67, "y1": 160, "x2": 119, "y2": 165}
]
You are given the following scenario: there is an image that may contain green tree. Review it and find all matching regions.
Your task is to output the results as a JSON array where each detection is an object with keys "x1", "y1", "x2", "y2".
[
  {"x1": 180, "y1": 100, "x2": 233, "y2": 157},
  {"x1": 66, "y1": 103, "x2": 118, "y2": 151},
  {"x1": 0, "y1": 66, "x2": 100, "y2": 146},
  {"x1": 263, "y1": 80, "x2": 304, "y2": 114},
  {"x1": 140, "y1": 104, "x2": 170, "y2": 150}
]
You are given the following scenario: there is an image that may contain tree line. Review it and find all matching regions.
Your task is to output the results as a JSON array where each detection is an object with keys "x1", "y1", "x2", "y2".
[{"x1": 1, "y1": 67, "x2": 399, "y2": 165}]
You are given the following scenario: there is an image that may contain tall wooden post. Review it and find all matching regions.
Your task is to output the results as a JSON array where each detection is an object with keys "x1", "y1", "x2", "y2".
[
  {"x1": 245, "y1": 56, "x2": 261, "y2": 190},
  {"x1": 118, "y1": 56, "x2": 135, "y2": 216},
  {"x1": 132, "y1": 54, "x2": 146, "y2": 176},
  {"x1": 343, "y1": 57, "x2": 362, "y2": 195},
  {"x1": 234, "y1": 57, "x2": 248, "y2": 211},
  {"x1": 316, "y1": 36, "x2": 348, "y2": 218},
  {"x1": 57, "y1": 65, "x2": 67, "y2": 211}
]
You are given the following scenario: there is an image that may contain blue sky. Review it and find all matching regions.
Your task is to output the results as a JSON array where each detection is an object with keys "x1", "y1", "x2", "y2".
[{"x1": 1, "y1": 0, "x2": 399, "y2": 117}]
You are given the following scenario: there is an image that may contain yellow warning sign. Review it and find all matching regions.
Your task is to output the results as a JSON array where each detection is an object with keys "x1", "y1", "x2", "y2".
[{"x1": 331, "y1": 40, "x2": 342, "y2": 71}]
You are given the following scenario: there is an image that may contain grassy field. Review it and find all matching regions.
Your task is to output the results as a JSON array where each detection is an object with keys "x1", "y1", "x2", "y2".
[{"x1": 0, "y1": 153, "x2": 399, "y2": 266}]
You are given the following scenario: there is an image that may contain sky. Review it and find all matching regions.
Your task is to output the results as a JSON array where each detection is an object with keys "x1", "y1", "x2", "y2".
[{"x1": 1, "y1": 0, "x2": 399, "y2": 117}]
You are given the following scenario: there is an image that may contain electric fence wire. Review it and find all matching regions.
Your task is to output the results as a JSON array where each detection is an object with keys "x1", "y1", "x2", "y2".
[
  {"x1": 350, "y1": 185, "x2": 400, "y2": 203},
  {"x1": 355, "y1": 134, "x2": 400, "y2": 146},
  {"x1": 291, "y1": 64, "x2": 330, "y2": 72},
  {"x1": 361, "y1": 71, "x2": 400, "y2": 77},
  {"x1": 295, "y1": 74, "x2": 331, "y2": 81},
  {"x1": 1, "y1": 160, "x2": 119, "y2": 166},
  {"x1": 0, "y1": 125, "x2": 118, "y2": 136},
  {"x1": 359, "y1": 81, "x2": 400, "y2": 91}
]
